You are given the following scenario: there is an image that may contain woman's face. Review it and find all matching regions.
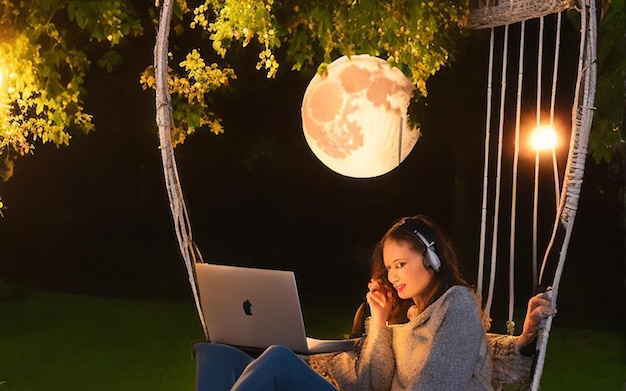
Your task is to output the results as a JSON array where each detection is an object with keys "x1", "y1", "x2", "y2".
[{"x1": 383, "y1": 238, "x2": 436, "y2": 303}]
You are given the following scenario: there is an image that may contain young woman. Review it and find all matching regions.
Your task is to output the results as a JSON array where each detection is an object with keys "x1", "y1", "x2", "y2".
[
  {"x1": 194, "y1": 215, "x2": 555, "y2": 390},
  {"x1": 305, "y1": 215, "x2": 493, "y2": 390}
]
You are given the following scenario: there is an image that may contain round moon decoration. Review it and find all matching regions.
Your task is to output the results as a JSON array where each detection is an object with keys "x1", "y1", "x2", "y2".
[{"x1": 301, "y1": 54, "x2": 420, "y2": 178}]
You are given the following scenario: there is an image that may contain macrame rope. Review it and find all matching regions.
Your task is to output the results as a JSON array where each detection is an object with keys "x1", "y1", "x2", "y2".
[
  {"x1": 537, "y1": 16, "x2": 545, "y2": 128},
  {"x1": 532, "y1": 16, "x2": 545, "y2": 292},
  {"x1": 508, "y1": 20, "x2": 526, "y2": 328},
  {"x1": 484, "y1": 24, "x2": 510, "y2": 317},
  {"x1": 472, "y1": 3, "x2": 595, "y2": 388},
  {"x1": 550, "y1": 12, "x2": 563, "y2": 209},
  {"x1": 532, "y1": 1, "x2": 597, "y2": 388},
  {"x1": 477, "y1": 27, "x2": 496, "y2": 301},
  {"x1": 154, "y1": 0, "x2": 209, "y2": 339},
  {"x1": 538, "y1": 0, "x2": 592, "y2": 285},
  {"x1": 468, "y1": 0, "x2": 570, "y2": 29}
]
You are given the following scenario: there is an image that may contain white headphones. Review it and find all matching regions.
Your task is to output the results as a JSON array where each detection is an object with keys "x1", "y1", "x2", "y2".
[
  {"x1": 398, "y1": 218, "x2": 442, "y2": 272},
  {"x1": 413, "y1": 231, "x2": 442, "y2": 272}
]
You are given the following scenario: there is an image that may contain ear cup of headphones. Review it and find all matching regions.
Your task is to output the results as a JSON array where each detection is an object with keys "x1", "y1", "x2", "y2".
[
  {"x1": 420, "y1": 243, "x2": 441, "y2": 272},
  {"x1": 422, "y1": 253, "x2": 433, "y2": 269},
  {"x1": 398, "y1": 217, "x2": 442, "y2": 272}
]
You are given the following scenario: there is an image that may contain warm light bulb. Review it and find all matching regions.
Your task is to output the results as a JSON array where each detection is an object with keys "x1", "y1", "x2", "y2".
[{"x1": 531, "y1": 125, "x2": 557, "y2": 151}]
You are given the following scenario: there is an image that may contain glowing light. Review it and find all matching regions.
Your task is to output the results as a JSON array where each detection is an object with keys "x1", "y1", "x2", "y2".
[
  {"x1": 301, "y1": 54, "x2": 419, "y2": 178},
  {"x1": 531, "y1": 125, "x2": 557, "y2": 151}
]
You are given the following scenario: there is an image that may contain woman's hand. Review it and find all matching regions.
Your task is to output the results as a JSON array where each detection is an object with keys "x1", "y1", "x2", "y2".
[
  {"x1": 517, "y1": 290, "x2": 557, "y2": 349},
  {"x1": 366, "y1": 279, "x2": 393, "y2": 328}
]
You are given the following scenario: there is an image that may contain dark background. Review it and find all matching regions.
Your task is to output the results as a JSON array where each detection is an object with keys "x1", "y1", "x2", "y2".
[{"x1": 0, "y1": 14, "x2": 622, "y2": 331}]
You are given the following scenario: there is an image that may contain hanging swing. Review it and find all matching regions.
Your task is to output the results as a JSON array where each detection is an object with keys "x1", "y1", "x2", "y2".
[
  {"x1": 467, "y1": 0, "x2": 597, "y2": 389},
  {"x1": 152, "y1": 0, "x2": 597, "y2": 389}
]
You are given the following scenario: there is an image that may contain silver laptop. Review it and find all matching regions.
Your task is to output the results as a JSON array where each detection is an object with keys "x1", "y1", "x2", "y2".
[{"x1": 195, "y1": 263, "x2": 357, "y2": 354}]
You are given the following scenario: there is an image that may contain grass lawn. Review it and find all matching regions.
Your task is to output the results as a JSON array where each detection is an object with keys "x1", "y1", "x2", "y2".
[
  {"x1": 0, "y1": 290, "x2": 205, "y2": 390},
  {"x1": 0, "y1": 290, "x2": 623, "y2": 390}
]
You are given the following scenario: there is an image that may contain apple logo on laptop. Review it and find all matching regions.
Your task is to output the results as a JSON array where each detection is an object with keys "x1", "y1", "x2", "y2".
[{"x1": 242, "y1": 299, "x2": 253, "y2": 316}]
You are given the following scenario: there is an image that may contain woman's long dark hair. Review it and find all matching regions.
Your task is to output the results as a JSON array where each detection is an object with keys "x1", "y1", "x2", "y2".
[{"x1": 370, "y1": 215, "x2": 470, "y2": 324}]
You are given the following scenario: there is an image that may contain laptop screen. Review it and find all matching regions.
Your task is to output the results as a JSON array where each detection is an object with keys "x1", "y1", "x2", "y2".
[{"x1": 195, "y1": 263, "x2": 310, "y2": 353}]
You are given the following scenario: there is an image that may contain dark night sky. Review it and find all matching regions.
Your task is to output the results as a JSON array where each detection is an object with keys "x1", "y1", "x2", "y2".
[{"x1": 0, "y1": 14, "x2": 622, "y2": 329}]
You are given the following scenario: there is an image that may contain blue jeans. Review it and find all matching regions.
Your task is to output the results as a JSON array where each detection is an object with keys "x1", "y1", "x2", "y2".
[{"x1": 193, "y1": 343, "x2": 337, "y2": 391}]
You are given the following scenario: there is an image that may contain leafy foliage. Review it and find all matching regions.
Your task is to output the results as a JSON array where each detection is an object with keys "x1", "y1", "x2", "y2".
[
  {"x1": 141, "y1": 0, "x2": 467, "y2": 145},
  {"x1": 590, "y1": 0, "x2": 626, "y2": 163},
  {"x1": 140, "y1": 49, "x2": 236, "y2": 146},
  {"x1": 190, "y1": 0, "x2": 467, "y2": 99},
  {"x1": 140, "y1": 0, "x2": 468, "y2": 145},
  {"x1": 0, "y1": 0, "x2": 142, "y2": 178},
  {"x1": 0, "y1": 0, "x2": 622, "y2": 179},
  {"x1": 168, "y1": 0, "x2": 625, "y2": 161}
]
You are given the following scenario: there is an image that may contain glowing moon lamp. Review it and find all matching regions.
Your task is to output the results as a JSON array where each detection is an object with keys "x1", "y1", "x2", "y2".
[{"x1": 301, "y1": 54, "x2": 420, "y2": 178}]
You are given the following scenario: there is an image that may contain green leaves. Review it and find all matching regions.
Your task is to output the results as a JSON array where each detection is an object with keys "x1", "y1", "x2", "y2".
[
  {"x1": 0, "y1": 0, "x2": 620, "y2": 183},
  {"x1": 97, "y1": 50, "x2": 123, "y2": 73},
  {"x1": 591, "y1": 0, "x2": 626, "y2": 163},
  {"x1": 67, "y1": 0, "x2": 143, "y2": 45},
  {"x1": 0, "y1": 0, "x2": 142, "y2": 180},
  {"x1": 140, "y1": 49, "x2": 236, "y2": 146},
  {"x1": 182, "y1": 0, "x2": 467, "y2": 138},
  {"x1": 192, "y1": 0, "x2": 282, "y2": 77},
  {"x1": 190, "y1": 0, "x2": 466, "y2": 96}
]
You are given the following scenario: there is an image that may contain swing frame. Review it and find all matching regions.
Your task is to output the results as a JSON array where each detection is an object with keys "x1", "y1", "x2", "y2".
[
  {"x1": 467, "y1": 1, "x2": 597, "y2": 389},
  {"x1": 152, "y1": 1, "x2": 598, "y2": 389}
]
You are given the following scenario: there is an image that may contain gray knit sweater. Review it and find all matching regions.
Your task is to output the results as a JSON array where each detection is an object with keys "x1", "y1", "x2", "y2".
[{"x1": 308, "y1": 285, "x2": 493, "y2": 390}]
